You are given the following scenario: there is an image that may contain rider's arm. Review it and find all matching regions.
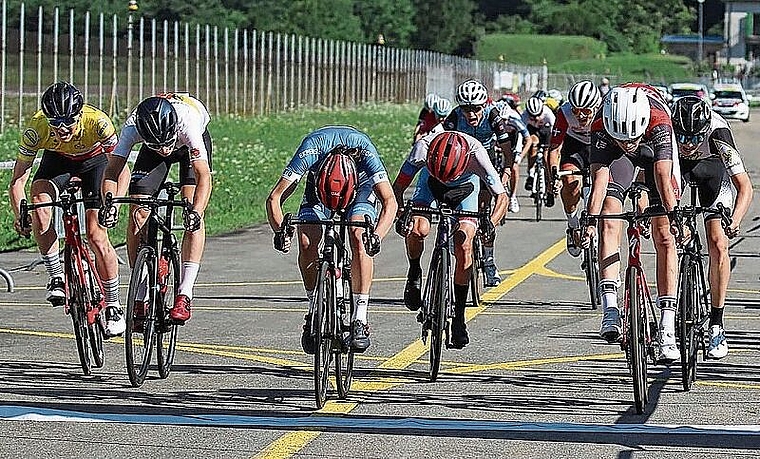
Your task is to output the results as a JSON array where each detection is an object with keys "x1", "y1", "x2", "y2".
[
  {"x1": 587, "y1": 162, "x2": 609, "y2": 217},
  {"x1": 101, "y1": 155, "x2": 128, "y2": 202},
  {"x1": 649, "y1": 124, "x2": 678, "y2": 212},
  {"x1": 189, "y1": 159, "x2": 212, "y2": 216},
  {"x1": 491, "y1": 192, "x2": 508, "y2": 226},
  {"x1": 266, "y1": 177, "x2": 298, "y2": 232},
  {"x1": 730, "y1": 172, "x2": 753, "y2": 231},
  {"x1": 372, "y1": 181, "x2": 397, "y2": 239},
  {"x1": 8, "y1": 159, "x2": 33, "y2": 223}
]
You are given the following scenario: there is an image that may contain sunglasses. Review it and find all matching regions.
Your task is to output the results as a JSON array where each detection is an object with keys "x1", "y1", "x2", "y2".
[
  {"x1": 48, "y1": 115, "x2": 79, "y2": 128},
  {"x1": 572, "y1": 107, "x2": 594, "y2": 118},
  {"x1": 145, "y1": 140, "x2": 176, "y2": 151},
  {"x1": 676, "y1": 133, "x2": 706, "y2": 145},
  {"x1": 461, "y1": 105, "x2": 483, "y2": 113}
]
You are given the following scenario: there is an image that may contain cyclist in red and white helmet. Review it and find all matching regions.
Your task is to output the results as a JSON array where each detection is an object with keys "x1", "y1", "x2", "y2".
[
  {"x1": 444, "y1": 79, "x2": 516, "y2": 287},
  {"x1": 267, "y1": 126, "x2": 397, "y2": 354},
  {"x1": 414, "y1": 96, "x2": 452, "y2": 143},
  {"x1": 392, "y1": 130, "x2": 508, "y2": 349},
  {"x1": 584, "y1": 84, "x2": 682, "y2": 363},
  {"x1": 547, "y1": 80, "x2": 603, "y2": 258},
  {"x1": 413, "y1": 93, "x2": 441, "y2": 143}
]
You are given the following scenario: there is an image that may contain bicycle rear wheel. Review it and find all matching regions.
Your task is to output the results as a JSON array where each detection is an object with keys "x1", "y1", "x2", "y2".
[
  {"x1": 584, "y1": 235, "x2": 600, "y2": 310},
  {"x1": 429, "y1": 249, "x2": 449, "y2": 382},
  {"x1": 65, "y1": 250, "x2": 93, "y2": 376},
  {"x1": 314, "y1": 261, "x2": 333, "y2": 409},
  {"x1": 534, "y1": 177, "x2": 543, "y2": 222},
  {"x1": 335, "y1": 270, "x2": 354, "y2": 399},
  {"x1": 470, "y1": 236, "x2": 483, "y2": 306},
  {"x1": 125, "y1": 247, "x2": 157, "y2": 387},
  {"x1": 678, "y1": 255, "x2": 699, "y2": 391},
  {"x1": 628, "y1": 268, "x2": 649, "y2": 414},
  {"x1": 156, "y1": 250, "x2": 180, "y2": 379}
]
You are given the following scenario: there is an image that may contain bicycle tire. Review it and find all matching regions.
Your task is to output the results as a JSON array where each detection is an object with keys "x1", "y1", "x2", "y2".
[
  {"x1": 429, "y1": 248, "x2": 449, "y2": 382},
  {"x1": 65, "y1": 250, "x2": 92, "y2": 376},
  {"x1": 82, "y1": 248, "x2": 105, "y2": 369},
  {"x1": 584, "y1": 235, "x2": 601, "y2": 310},
  {"x1": 534, "y1": 171, "x2": 543, "y2": 223},
  {"x1": 335, "y1": 271, "x2": 354, "y2": 399},
  {"x1": 470, "y1": 236, "x2": 483, "y2": 306},
  {"x1": 125, "y1": 247, "x2": 157, "y2": 387},
  {"x1": 628, "y1": 267, "x2": 649, "y2": 414},
  {"x1": 156, "y1": 250, "x2": 180, "y2": 379},
  {"x1": 314, "y1": 261, "x2": 332, "y2": 409}
]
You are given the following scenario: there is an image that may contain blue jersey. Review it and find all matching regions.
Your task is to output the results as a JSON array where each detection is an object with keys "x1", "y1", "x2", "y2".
[
  {"x1": 443, "y1": 105, "x2": 512, "y2": 150},
  {"x1": 282, "y1": 125, "x2": 389, "y2": 187}
]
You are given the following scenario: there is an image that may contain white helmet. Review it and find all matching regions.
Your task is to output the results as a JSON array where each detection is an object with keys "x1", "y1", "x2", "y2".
[
  {"x1": 568, "y1": 80, "x2": 601, "y2": 109},
  {"x1": 455, "y1": 79, "x2": 488, "y2": 106},
  {"x1": 432, "y1": 97, "x2": 452, "y2": 118},
  {"x1": 548, "y1": 89, "x2": 563, "y2": 103},
  {"x1": 424, "y1": 93, "x2": 440, "y2": 110},
  {"x1": 525, "y1": 97, "x2": 544, "y2": 116},
  {"x1": 602, "y1": 86, "x2": 651, "y2": 141}
]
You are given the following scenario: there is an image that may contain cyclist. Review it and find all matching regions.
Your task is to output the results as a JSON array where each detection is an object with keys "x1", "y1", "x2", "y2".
[
  {"x1": 521, "y1": 96, "x2": 556, "y2": 207},
  {"x1": 599, "y1": 77, "x2": 611, "y2": 97},
  {"x1": 392, "y1": 130, "x2": 508, "y2": 349},
  {"x1": 413, "y1": 93, "x2": 441, "y2": 143},
  {"x1": 266, "y1": 126, "x2": 396, "y2": 354},
  {"x1": 101, "y1": 93, "x2": 212, "y2": 326},
  {"x1": 672, "y1": 96, "x2": 753, "y2": 359},
  {"x1": 495, "y1": 97, "x2": 532, "y2": 213},
  {"x1": 8, "y1": 82, "x2": 127, "y2": 337},
  {"x1": 443, "y1": 79, "x2": 514, "y2": 286},
  {"x1": 548, "y1": 80, "x2": 603, "y2": 256},
  {"x1": 500, "y1": 93, "x2": 521, "y2": 112},
  {"x1": 582, "y1": 84, "x2": 682, "y2": 363},
  {"x1": 546, "y1": 89, "x2": 564, "y2": 113},
  {"x1": 414, "y1": 97, "x2": 453, "y2": 143}
]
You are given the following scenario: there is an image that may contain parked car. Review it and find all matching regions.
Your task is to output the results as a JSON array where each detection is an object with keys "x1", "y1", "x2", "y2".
[
  {"x1": 711, "y1": 83, "x2": 751, "y2": 122},
  {"x1": 650, "y1": 84, "x2": 673, "y2": 103},
  {"x1": 669, "y1": 82, "x2": 711, "y2": 104}
]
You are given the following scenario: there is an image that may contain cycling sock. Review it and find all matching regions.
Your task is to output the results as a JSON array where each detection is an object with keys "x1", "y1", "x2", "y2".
[
  {"x1": 352, "y1": 293, "x2": 369, "y2": 324},
  {"x1": 566, "y1": 208, "x2": 580, "y2": 229},
  {"x1": 408, "y1": 258, "x2": 421, "y2": 279},
  {"x1": 103, "y1": 277, "x2": 120, "y2": 306},
  {"x1": 709, "y1": 307, "x2": 724, "y2": 328},
  {"x1": 42, "y1": 251, "x2": 64, "y2": 280},
  {"x1": 454, "y1": 283, "x2": 469, "y2": 311},
  {"x1": 600, "y1": 279, "x2": 618, "y2": 311},
  {"x1": 658, "y1": 295, "x2": 677, "y2": 331},
  {"x1": 178, "y1": 261, "x2": 200, "y2": 298}
]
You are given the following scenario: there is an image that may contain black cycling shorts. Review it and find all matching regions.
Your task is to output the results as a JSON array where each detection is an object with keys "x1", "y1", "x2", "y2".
[
  {"x1": 559, "y1": 135, "x2": 591, "y2": 171},
  {"x1": 33, "y1": 151, "x2": 108, "y2": 209},
  {"x1": 680, "y1": 156, "x2": 734, "y2": 220}
]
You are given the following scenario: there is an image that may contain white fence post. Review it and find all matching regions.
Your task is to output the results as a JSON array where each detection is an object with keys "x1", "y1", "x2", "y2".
[{"x1": 18, "y1": 2, "x2": 24, "y2": 128}]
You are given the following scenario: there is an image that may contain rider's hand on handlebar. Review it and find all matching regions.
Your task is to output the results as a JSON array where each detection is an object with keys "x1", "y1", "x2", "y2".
[
  {"x1": 581, "y1": 223, "x2": 596, "y2": 250},
  {"x1": 98, "y1": 204, "x2": 119, "y2": 229},
  {"x1": 395, "y1": 213, "x2": 412, "y2": 237},
  {"x1": 481, "y1": 218, "x2": 497, "y2": 244},
  {"x1": 725, "y1": 223, "x2": 740, "y2": 239},
  {"x1": 183, "y1": 209, "x2": 203, "y2": 232},
  {"x1": 14, "y1": 215, "x2": 31, "y2": 238},
  {"x1": 273, "y1": 230, "x2": 292, "y2": 253},
  {"x1": 363, "y1": 231, "x2": 381, "y2": 257}
]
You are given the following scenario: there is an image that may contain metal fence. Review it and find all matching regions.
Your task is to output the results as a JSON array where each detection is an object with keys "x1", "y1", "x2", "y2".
[{"x1": 0, "y1": 1, "x2": 546, "y2": 133}]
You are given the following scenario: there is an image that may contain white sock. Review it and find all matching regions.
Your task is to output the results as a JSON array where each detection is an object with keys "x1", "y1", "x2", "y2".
[
  {"x1": 103, "y1": 277, "x2": 120, "y2": 307},
  {"x1": 658, "y1": 295, "x2": 677, "y2": 332},
  {"x1": 42, "y1": 251, "x2": 64, "y2": 280},
  {"x1": 353, "y1": 293, "x2": 369, "y2": 324},
  {"x1": 600, "y1": 279, "x2": 618, "y2": 312},
  {"x1": 178, "y1": 262, "x2": 200, "y2": 298}
]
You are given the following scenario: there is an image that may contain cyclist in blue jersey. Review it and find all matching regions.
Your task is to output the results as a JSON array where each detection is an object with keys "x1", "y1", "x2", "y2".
[
  {"x1": 443, "y1": 79, "x2": 515, "y2": 286},
  {"x1": 393, "y1": 130, "x2": 508, "y2": 349},
  {"x1": 266, "y1": 126, "x2": 397, "y2": 354}
]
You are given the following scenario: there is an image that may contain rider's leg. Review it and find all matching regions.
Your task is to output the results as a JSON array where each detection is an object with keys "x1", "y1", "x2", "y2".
[
  {"x1": 451, "y1": 221, "x2": 477, "y2": 348},
  {"x1": 705, "y1": 217, "x2": 730, "y2": 358},
  {"x1": 30, "y1": 180, "x2": 65, "y2": 304},
  {"x1": 561, "y1": 164, "x2": 583, "y2": 256},
  {"x1": 651, "y1": 214, "x2": 679, "y2": 361},
  {"x1": 403, "y1": 215, "x2": 429, "y2": 311},
  {"x1": 599, "y1": 196, "x2": 624, "y2": 341}
]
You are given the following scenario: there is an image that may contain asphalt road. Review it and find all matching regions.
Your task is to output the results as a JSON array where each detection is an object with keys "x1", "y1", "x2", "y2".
[{"x1": 1, "y1": 118, "x2": 760, "y2": 458}]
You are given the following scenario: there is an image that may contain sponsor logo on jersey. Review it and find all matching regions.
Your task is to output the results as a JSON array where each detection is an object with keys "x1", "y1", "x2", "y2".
[
  {"x1": 714, "y1": 139, "x2": 739, "y2": 167},
  {"x1": 190, "y1": 148, "x2": 201, "y2": 159},
  {"x1": 96, "y1": 118, "x2": 111, "y2": 138},
  {"x1": 22, "y1": 129, "x2": 40, "y2": 147}
]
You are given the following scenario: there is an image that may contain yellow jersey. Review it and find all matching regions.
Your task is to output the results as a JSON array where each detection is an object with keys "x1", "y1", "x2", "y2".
[
  {"x1": 18, "y1": 105, "x2": 117, "y2": 161},
  {"x1": 545, "y1": 97, "x2": 561, "y2": 113}
]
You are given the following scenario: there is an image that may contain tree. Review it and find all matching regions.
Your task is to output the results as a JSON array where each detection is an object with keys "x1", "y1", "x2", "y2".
[
  {"x1": 354, "y1": 0, "x2": 416, "y2": 47},
  {"x1": 412, "y1": 0, "x2": 478, "y2": 55}
]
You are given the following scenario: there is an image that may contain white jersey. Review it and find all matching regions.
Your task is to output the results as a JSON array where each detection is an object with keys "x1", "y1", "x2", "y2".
[
  {"x1": 113, "y1": 93, "x2": 211, "y2": 162},
  {"x1": 521, "y1": 105, "x2": 555, "y2": 129},
  {"x1": 553, "y1": 102, "x2": 593, "y2": 144},
  {"x1": 678, "y1": 112, "x2": 746, "y2": 176}
]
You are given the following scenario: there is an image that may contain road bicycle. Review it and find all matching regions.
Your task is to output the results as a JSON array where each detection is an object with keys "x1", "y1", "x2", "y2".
[
  {"x1": 530, "y1": 143, "x2": 548, "y2": 222},
  {"x1": 399, "y1": 201, "x2": 482, "y2": 382},
  {"x1": 553, "y1": 166, "x2": 600, "y2": 310},
  {"x1": 103, "y1": 182, "x2": 189, "y2": 387},
  {"x1": 281, "y1": 212, "x2": 376, "y2": 409},
  {"x1": 21, "y1": 177, "x2": 106, "y2": 376},
  {"x1": 587, "y1": 184, "x2": 667, "y2": 414},
  {"x1": 675, "y1": 183, "x2": 732, "y2": 391}
]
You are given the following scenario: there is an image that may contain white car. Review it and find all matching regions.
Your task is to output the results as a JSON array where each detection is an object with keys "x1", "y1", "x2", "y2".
[
  {"x1": 711, "y1": 83, "x2": 751, "y2": 122},
  {"x1": 669, "y1": 82, "x2": 711, "y2": 104}
]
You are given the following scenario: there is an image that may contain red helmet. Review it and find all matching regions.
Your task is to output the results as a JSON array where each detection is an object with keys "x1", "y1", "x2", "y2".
[
  {"x1": 427, "y1": 131, "x2": 470, "y2": 183},
  {"x1": 316, "y1": 149, "x2": 359, "y2": 212}
]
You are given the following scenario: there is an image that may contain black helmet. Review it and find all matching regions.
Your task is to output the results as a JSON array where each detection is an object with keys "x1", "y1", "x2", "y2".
[
  {"x1": 134, "y1": 96, "x2": 178, "y2": 147},
  {"x1": 41, "y1": 82, "x2": 84, "y2": 122},
  {"x1": 672, "y1": 96, "x2": 711, "y2": 137},
  {"x1": 531, "y1": 89, "x2": 548, "y2": 102}
]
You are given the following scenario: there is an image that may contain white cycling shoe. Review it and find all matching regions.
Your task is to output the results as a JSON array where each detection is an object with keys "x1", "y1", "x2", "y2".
[
  {"x1": 657, "y1": 329, "x2": 679, "y2": 363},
  {"x1": 707, "y1": 325, "x2": 728, "y2": 359}
]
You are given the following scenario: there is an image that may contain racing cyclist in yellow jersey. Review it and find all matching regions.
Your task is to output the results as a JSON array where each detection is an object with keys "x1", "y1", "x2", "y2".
[{"x1": 8, "y1": 82, "x2": 129, "y2": 337}]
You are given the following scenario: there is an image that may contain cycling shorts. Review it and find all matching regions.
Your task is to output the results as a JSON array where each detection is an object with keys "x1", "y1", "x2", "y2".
[
  {"x1": 411, "y1": 168, "x2": 479, "y2": 227},
  {"x1": 680, "y1": 156, "x2": 734, "y2": 220},
  {"x1": 528, "y1": 124, "x2": 552, "y2": 146},
  {"x1": 559, "y1": 136, "x2": 591, "y2": 171},
  {"x1": 606, "y1": 155, "x2": 680, "y2": 208},
  {"x1": 33, "y1": 151, "x2": 108, "y2": 209},
  {"x1": 129, "y1": 129, "x2": 213, "y2": 196},
  {"x1": 299, "y1": 178, "x2": 378, "y2": 224}
]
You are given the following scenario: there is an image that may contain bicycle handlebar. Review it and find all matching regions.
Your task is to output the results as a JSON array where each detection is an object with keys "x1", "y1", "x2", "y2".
[{"x1": 399, "y1": 200, "x2": 483, "y2": 220}]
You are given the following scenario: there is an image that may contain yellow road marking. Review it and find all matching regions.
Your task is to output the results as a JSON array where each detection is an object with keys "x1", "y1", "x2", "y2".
[
  {"x1": 446, "y1": 353, "x2": 624, "y2": 374},
  {"x1": 534, "y1": 266, "x2": 586, "y2": 282},
  {"x1": 254, "y1": 239, "x2": 566, "y2": 459},
  {"x1": 696, "y1": 381, "x2": 760, "y2": 390}
]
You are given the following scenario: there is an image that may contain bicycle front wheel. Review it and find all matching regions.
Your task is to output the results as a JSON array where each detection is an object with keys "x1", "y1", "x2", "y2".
[
  {"x1": 470, "y1": 236, "x2": 483, "y2": 306},
  {"x1": 534, "y1": 177, "x2": 543, "y2": 223},
  {"x1": 429, "y1": 249, "x2": 449, "y2": 382},
  {"x1": 335, "y1": 271, "x2": 354, "y2": 399},
  {"x1": 584, "y1": 234, "x2": 600, "y2": 310},
  {"x1": 678, "y1": 255, "x2": 699, "y2": 391},
  {"x1": 125, "y1": 247, "x2": 157, "y2": 387},
  {"x1": 65, "y1": 250, "x2": 92, "y2": 376},
  {"x1": 156, "y1": 250, "x2": 180, "y2": 379},
  {"x1": 313, "y1": 261, "x2": 333, "y2": 409},
  {"x1": 82, "y1": 248, "x2": 105, "y2": 369},
  {"x1": 628, "y1": 267, "x2": 649, "y2": 414}
]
